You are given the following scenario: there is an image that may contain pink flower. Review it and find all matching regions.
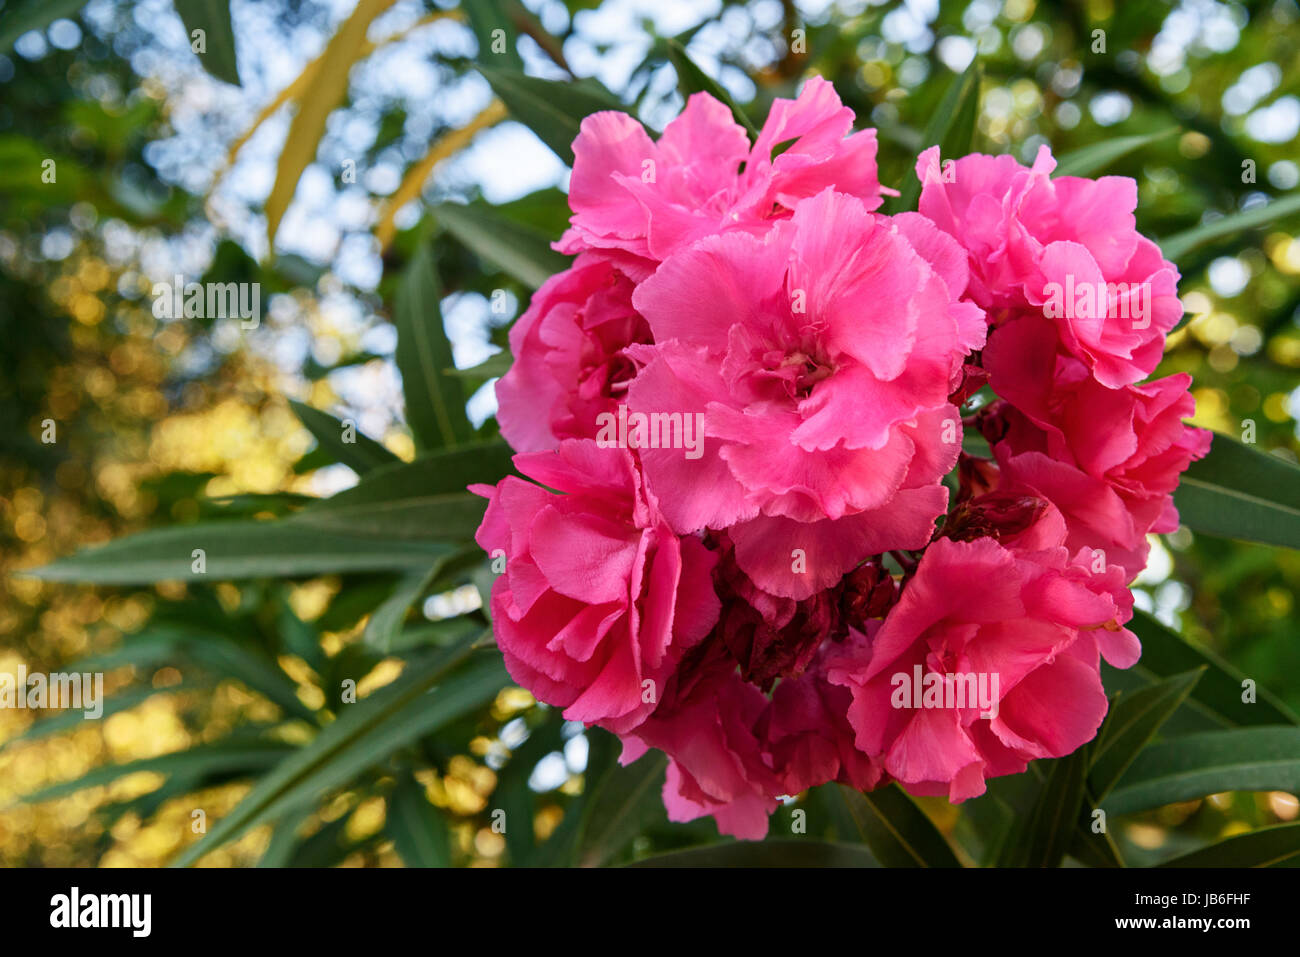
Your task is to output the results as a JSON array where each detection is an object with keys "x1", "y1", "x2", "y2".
[
  {"x1": 495, "y1": 253, "x2": 652, "y2": 453},
  {"x1": 618, "y1": 643, "x2": 781, "y2": 840},
  {"x1": 827, "y1": 537, "x2": 1137, "y2": 802},
  {"x1": 981, "y1": 317, "x2": 1212, "y2": 576},
  {"x1": 559, "y1": 77, "x2": 888, "y2": 264},
  {"x1": 626, "y1": 188, "x2": 985, "y2": 598},
  {"x1": 916, "y1": 146, "x2": 1182, "y2": 387},
  {"x1": 471, "y1": 440, "x2": 720, "y2": 733},
  {"x1": 759, "y1": 629, "x2": 883, "y2": 796}
]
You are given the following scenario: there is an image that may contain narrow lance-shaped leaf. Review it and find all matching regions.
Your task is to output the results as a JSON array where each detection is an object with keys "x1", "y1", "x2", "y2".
[
  {"x1": 289, "y1": 441, "x2": 514, "y2": 543},
  {"x1": 464, "y1": 0, "x2": 523, "y2": 71},
  {"x1": 394, "y1": 239, "x2": 474, "y2": 451},
  {"x1": 1110, "y1": 611, "x2": 1297, "y2": 728},
  {"x1": 174, "y1": 0, "x2": 241, "y2": 86},
  {"x1": 479, "y1": 66, "x2": 624, "y2": 165},
  {"x1": 387, "y1": 771, "x2": 452, "y2": 867},
  {"x1": 627, "y1": 840, "x2": 880, "y2": 868},
  {"x1": 1173, "y1": 432, "x2": 1300, "y2": 552},
  {"x1": 1052, "y1": 128, "x2": 1178, "y2": 178},
  {"x1": 996, "y1": 746, "x2": 1090, "y2": 867},
  {"x1": 171, "y1": 634, "x2": 505, "y2": 866},
  {"x1": 363, "y1": 559, "x2": 449, "y2": 652},
  {"x1": 1160, "y1": 193, "x2": 1300, "y2": 263},
  {"x1": 830, "y1": 784, "x2": 961, "y2": 867},
  {"x1": 23, "y1": 740, "x2": 294, "y2": 804},
  {"x1": 1155, "y1": 821, "x2": 1300, "y2": 868},
  {"x1": 433, "y1": 201, "x2": 570, "y2": 290},
  {"x1": 288, "y1": 400, "x2": 399, "y2": 475},
  {"x1": 892, "y1": 59, "x2": 981, "y2": 213},
  {"x1": 26, "y1": 521, "x2": 454, "y2": 585},
  {"x1": 1102, "y1": 727, "x2": 1300, "y2": 817},
  {"x1": 574, "y1": 751, "x2": 668, "y2": 867},
  {"x1": 264, "y1": 0, "x2": 395, "y2": 247},
  {"x1": 665, "y1": 38, "x2": 759, "y2": 141},
  {"x1": 1088, "y1": 668, "x2": 1205, "y2": 801}
]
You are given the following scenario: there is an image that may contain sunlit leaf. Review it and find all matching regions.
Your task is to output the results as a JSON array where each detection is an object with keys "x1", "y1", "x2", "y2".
[
  {"x1": 1160, "y1": 193, "x2": 1300, "y2": 262},
  {"x1": 1103, "y1": 727, "x2": 1300, "y2": 817},
  {"x1": 172, "y1": 633, "x2": 505, "y2": 865},
  {"x1": 1052, "y1": 128, "x2": 1178, "y2": 178}
]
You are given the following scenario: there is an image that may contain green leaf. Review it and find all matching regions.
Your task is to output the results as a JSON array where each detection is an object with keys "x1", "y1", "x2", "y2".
[
  {"x1": 394, "y1": 240, "x2": 473, "y2": 451},
  {"x1": 257, "y1": 809, "x2": 311, "y2": 867},
  {"x1": 288, "y1": 441, "x2": 514, "y2": 543},
  {"x1": 284, "y1": 816, "x2": 356, "y2": 868},
  {"x1": 1155, "y1": 822, "x2": 1300, "y2": 868},
  {"x1": 0, "y1": 0, "x2": 87, "y2": 52},
  {"x1": 174, "y1": 0, "x2": 241, "y2": 86},
  {"x1": 893, "y1": 59, "x2": 982, "y2": 213},
  {"x1": 172, "y1": 633, "x2": 506, "y2": 866},
  {"x1": 1103, "y1": 727, "x2": 1300, "y2": 817},
  {"x1": 444, "y1": 351, "x2": 511, "y2": 385},
  {"x1": 23, "y1": 740, "x2": 294, "y2": 804},
  {"x1": 626, "y1": 840, "x2": 879, "y2": 868},
  {"x1": 1052, "y1": 128, "x2": 1178, "y2": 178},
  {"x1": 434, "y1": 202, "x2": 570, "y2": 290},
  {"x1": 574, "y1": 751, "x2": 667, "y2": 867},
  {"x1": 1117, "y1": 611, "x2": 1297, "y2": 728},
  {"x1": 179, "y1": 631, "x2": 319, "y2": 723},
  {"x1": 1160, "y1": 193, "x2": 1300, "y2": 262},
  {"x1": 288, "y1": 400, "x2": 399, "y2": 475},
  {"x1": 491, "y1": 708, "x2": 566, "y2": 867},
  {"x1": 387, "y1": 771, "x2": 451, "y2": 867},
  {"x1": 479, "y1": 66, "x2": 623, "y2": 165},
  {"x1": 464, "y1": 0, "x2": 523, "y2": 71},
  {"x1": 26, "y1": 522, "x2": 453, "y2": 584},
  {"x1": 664, "y1": 39, "x2": 759, "y2": 141},
  {"x1": 1069, "y1": 809, "x2": 1126, "y2": 868},
  {"x1": 362, "y1": 561, "x2": 447, "y2": 652},
  {"x1": 0, "y1": 683, "x2": 196, "y2": 754},
  {"x1": 1174, "y1": 432, "x2": 1300, "y2": 551},
  {"x1": 830, "y1": 784, "x2": 961, "y2": 867},
  {"x1": 1088, "y1": 668, "x2": 1204, "y2": 801},
  {"x1": 997, "y1": 747, "x2": 1090, "y2": 867}
]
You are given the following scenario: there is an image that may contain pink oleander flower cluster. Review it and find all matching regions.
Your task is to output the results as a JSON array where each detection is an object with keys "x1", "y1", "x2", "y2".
[{"x1": 472, "y1": 78, "x2": 1211, "y2": 839}]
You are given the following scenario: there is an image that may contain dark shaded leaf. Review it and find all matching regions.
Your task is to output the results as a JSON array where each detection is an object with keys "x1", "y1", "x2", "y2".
[
  {"x1": 480, "y1": 66, "x2": 623, "y2": 164},
  {"x1": 394, "y1": 240, "x2": 473, "y2": 451},
  {"x1": 174, "y1": 0, "x2": 241, "y2": 85},
  {"x1": 627, "y1": 839, "x2": 879, "y2": 868},
  {"x1": 1174, "y1": 433, "x2": 1300, "y2": 551},
  {"x1": 288, "y1": 400, "x2": 399, "y2": 475},
  {"x1": 665, "y1": 38, "x2": 758, "y2": 140},
  {"x1": 574, "y1": 751, "x2": 667, "y2": 867},
  {"x1": 830, "y1": 784, "x2": 961, "y2": 867},
  {"x1": 434, "y1": 202, "x2": 569, "y2": 289}
]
